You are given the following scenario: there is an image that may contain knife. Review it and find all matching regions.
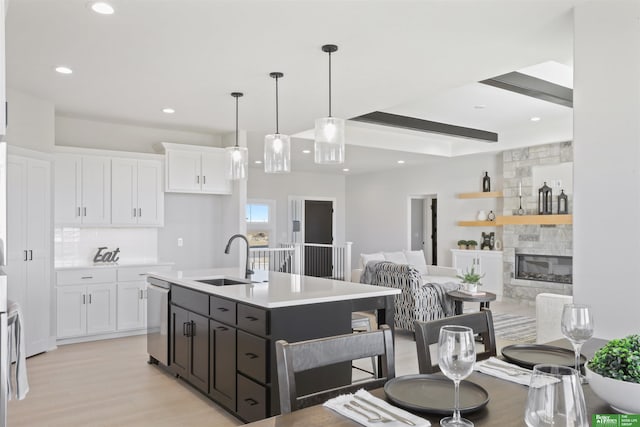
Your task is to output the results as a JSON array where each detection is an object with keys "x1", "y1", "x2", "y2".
[{"x1": 354, "y1": 395, "x2": 416, "y2": 426}]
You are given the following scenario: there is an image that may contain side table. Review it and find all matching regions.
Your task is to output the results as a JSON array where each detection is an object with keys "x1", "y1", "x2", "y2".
[{"x1": 447, "y1": 290, "x2": 497, "y2": 315}]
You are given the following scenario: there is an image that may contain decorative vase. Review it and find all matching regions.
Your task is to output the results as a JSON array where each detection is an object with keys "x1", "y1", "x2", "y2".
[
  {"x1": 466, "y1": 283, "x2": 478, "y2": 293},
  {"x1": 477, "y1": 210, "x2": 487, "y2": 221},
  {"x1": 482, "y1": 172, "x2": 491, "y2": 192}
]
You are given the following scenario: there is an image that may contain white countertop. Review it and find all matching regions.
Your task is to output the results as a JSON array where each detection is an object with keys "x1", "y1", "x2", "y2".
[
  {"x1": 55, "y1": 262, "x2": 174, "y2": 271},
  {"x1": 147, "y1": 268, "x2": 400, "y2": 309}
]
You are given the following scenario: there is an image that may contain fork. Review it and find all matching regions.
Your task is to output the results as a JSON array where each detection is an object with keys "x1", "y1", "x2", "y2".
[
  {"x1": 343, "y1": 403, "x2": 393, "y2": 423},
  {"x1": 483, "y1": 360, "x2": 531, "y2": 376}
]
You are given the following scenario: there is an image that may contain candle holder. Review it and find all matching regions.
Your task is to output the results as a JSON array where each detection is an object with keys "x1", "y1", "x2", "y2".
[{"x1": 516, "y1": 196, "x2": 525, "y2": 215}]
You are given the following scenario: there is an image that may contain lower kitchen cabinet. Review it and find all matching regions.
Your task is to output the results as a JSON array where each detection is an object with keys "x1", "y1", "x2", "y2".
[
  {"x1": 117, "y1": 282, "x2": 146, "y2": 331},
  {"x1": 170, "y1": 305, "x2": 209, "y2": 393},
  {"x1": 57, "y1": 283, "x2": 117, "y2": 338},
  {"x1": 209, "y1": 319, "x2": 236, "y2": 411}
]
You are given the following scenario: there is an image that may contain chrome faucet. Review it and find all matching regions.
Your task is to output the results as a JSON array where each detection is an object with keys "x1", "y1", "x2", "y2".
[{"x1": 224, "y1": 234, "x2": 254, "y2": 279}]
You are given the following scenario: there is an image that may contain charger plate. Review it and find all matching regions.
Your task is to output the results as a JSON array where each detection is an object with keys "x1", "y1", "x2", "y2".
[
  {"x1": 384, "y1": 374, "x2": 489, "y2": 415},
  {"x1": 501, "y1": 344, "x2": 587, "y2": 369}
]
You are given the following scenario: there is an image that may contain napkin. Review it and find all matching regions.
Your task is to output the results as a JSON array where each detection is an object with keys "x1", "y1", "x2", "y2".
[
  {"x1": 323, "y1": 389, "x2": 430, "y2": 427},
  {"x1": 475, "y1": 357, "x2": 533, "y2": 386}
]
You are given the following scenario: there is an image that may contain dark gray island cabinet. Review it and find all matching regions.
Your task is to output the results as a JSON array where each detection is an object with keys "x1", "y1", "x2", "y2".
[{"x1": 150, "y1": 269, "x2": 398, "y2": 423}]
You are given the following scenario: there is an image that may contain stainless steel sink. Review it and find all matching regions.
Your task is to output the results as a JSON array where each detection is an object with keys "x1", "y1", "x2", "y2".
[{"x1": 196, "y1": 278, "x2": 250, "y2": 286}]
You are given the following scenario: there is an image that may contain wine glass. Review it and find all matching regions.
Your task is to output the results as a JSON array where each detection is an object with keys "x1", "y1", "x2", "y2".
[
  {"x1": 525, "y1": 364, "x2": 587, "y2": 427},
  {"x1": 561, "y1": 304, "x2": 593, "y2": 382},
  {"x1": 438, "y1": 325, "x2": 476, "y2": 427}
]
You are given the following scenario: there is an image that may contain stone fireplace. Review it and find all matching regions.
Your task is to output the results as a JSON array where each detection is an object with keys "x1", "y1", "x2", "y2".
[{"x1": 515, "y1": 253, "x2": 572, "y2": 284}]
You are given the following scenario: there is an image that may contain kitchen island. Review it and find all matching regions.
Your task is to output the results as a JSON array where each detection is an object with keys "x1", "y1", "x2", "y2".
[{"x1": 146, "y1": 268, "x2": 400, "y2": 423}]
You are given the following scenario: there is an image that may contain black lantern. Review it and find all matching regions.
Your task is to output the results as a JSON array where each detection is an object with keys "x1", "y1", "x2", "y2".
[
  {"x1": 538, "y1": 182, "x2": 552, "y2": 215},
  {"x1": 482, "y1": 172, "x2": 491, "y2": 192},
  {"x1": 558, "y1": 190, "x2": 568, "y2": 214}
]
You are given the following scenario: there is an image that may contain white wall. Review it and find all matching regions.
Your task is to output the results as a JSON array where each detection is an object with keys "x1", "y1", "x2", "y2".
[
  {"x1": 6, "y1": 88, "x2": 55, "y2": 151},
  {"x1": 247, "y1": 168, "x2": 346, "y2": 246},
  {"x1": 346, "y1": 153, "x2": 501, "y2": 268},
  {"x1": 573, "y1": 2, "x2": 640, "y2": 339},
  {"x1": 55, "y1": 114, "x2": 221, "y2": 154}
]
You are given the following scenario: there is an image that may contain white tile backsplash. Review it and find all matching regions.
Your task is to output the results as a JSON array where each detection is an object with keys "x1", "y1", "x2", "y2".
[{"x1": 55, "y1": 227, "x2": 158, "y2": 267}]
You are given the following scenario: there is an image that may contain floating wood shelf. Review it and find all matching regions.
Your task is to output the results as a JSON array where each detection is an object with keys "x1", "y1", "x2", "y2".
[
  {"x1": 457, "y1": 221, "x2": 501, "y2": 227},
  {"x1": 457, "y1": 191, "x2": 503, "y2": 199},
  {"x1": 496, "y1": 215, "x2": 573, "y2": 225}
]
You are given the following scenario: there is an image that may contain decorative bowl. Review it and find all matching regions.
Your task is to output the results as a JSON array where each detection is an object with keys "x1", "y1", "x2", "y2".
[{"x1": 585, "y1": 363, "x2": 640, "y2": 414}]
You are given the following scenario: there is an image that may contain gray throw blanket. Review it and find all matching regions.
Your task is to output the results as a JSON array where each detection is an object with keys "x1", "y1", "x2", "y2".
[{"x1": 423, "y1": 281, "x2": 460, "y2": 317}]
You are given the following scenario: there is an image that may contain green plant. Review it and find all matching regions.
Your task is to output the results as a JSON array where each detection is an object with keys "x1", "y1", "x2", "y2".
[
  {"x1": 457, "y1": 240, "x2": 467, "y2": 246},
  {"x1": 467, "y1": 240, "x2": 478, "y2": 247},
  {"x1": 589, "y1": 334, "x2": 640, "y2": 383},
  {"x1": 456, "y1": 267, "x2": 484, "y2": 285}
]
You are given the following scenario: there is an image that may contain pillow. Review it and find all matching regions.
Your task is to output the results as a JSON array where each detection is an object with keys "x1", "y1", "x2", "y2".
[
  {"x1": 403, "y1": 250, "x2": 428, "y2": 274},
  {"x1": 360, "y1": 252, "x2": 385, "y2": 269},
  {"x1": 426, "y1": 265, "x2": 458, "y2": 277},
  {"x1": 383, "y1": 251, "x2": 408, "y2": 265}
]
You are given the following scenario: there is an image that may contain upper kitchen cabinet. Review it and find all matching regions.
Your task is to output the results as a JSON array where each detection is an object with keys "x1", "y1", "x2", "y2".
[
  {"x1": 111, "y1": 158, "x2": 164, "y2": 226},
  {"x1": 0, "y1": 0, "x2": 6, "y2": 135},
  {"x1": 55, "y1": 155, "x2": 111, "y2": 225},
  {"x1": 163, "y1": 142, "x2": 231, "y2": 195}
]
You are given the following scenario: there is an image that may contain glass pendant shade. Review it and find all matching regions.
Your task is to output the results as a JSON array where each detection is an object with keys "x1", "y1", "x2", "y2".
[
  {"x1": 226, "y1": 145, "x2": 248, "y2": 180},
  {"x1": 264, "y1": 133, "x2": 290, "y2": 173},
  {"x1": 314, "y1": 116, "x2": 345, "y2": 164}
]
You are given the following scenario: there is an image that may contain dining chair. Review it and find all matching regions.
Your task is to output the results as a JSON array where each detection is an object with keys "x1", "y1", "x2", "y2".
[
  {"x1": 275, "y1": 324, "x2": 395, "y2": 414},
  {"x1": 414, "y1": 310, "x2": 496, "y2": 374}
]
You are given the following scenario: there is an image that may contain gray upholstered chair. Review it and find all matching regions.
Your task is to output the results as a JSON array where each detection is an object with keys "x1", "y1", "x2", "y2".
[
  {"x1": 275, "y1": 324, "x2": 395, "y2": 414},
  {"x1": 414, "y1": 310, "x2": 496, "y2": 374}
]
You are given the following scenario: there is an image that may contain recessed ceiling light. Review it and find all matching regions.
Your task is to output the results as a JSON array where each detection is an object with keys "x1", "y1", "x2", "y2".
[
  {"x1": 302, "y1": 149, "x2": 311, "y2": 154},
  {"x1": 55, "y1": 66, "x2": 73, "y2": 74},
  {"x1": 397, "y1": 160, "x2": 405, "y2": 164},
  {"x1": 162, "y1": 108, "x2": 175, "y2": 114},
  {"x1": 255, "y1": 160, "x2": 263, "y2": 164},
  {"x1": 474, "y1": 104, "x2": 486, "y2": 109},
  {"x1": 530, "y1": 116, "x2": 541, "y2": 122},
  {"x1": 343, "y1": 168, "x2": 350, "y2": 172},
  {"x1": 91, "y1": 2, "x2": 114, "y2": 14}
]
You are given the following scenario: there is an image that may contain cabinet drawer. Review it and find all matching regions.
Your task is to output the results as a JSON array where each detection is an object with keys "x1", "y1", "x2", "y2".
[
  {"x1": 171, "y1": 285, "x2": 208, "y2": 316},
  {"x1": 237, "y1": 330, "x2": 268, "y2": 383},
  {"x1": 118, "y1": 265, "x2": 171, "y2": 282},
  {"x1": 210, "y1": 296, "x2": 236, "y2": 324},
  {"x1": 57, "y1": 268, "x2": 116, "y2": 286},
  {"x1": 237, "y1": 374, "x2": 268, "y2": 423},
  {"x1": 237, "y1": 304, "x2": 268, "y2": 336}
]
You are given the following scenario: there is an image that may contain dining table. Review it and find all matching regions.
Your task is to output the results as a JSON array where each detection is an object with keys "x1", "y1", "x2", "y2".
[{"x1": 244, "y1": 338, "x2": 612, "y2": 426}]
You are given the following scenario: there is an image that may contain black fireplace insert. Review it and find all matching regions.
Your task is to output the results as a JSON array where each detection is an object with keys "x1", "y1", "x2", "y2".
[{"x1": 516, "y1": 253, "x2": 572, "y2": 284}]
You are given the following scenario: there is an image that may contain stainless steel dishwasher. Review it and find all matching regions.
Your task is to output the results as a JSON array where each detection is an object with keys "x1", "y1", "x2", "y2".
[{"x1": 147, "y1": 277, "x2": 170, "y2": 365}]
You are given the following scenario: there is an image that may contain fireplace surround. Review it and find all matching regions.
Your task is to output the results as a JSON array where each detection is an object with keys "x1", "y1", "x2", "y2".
[{"x1": 516, "y1": 253, "x2": 572, "y2": 284}]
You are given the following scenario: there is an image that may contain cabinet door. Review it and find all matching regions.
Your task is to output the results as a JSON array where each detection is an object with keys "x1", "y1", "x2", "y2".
[
  {"x1": 7, "y1": 156, "x2": 27, "y2": 304},
  {"x1": 189, "y1": 312, "x2": 209, "y2": 393},
  {"x1": 81, "y1": 156, "x2": 111, "y2": 225},
  {"x1": 136, "y1": 160, "x2": 163, "y2": 225},
  {"x1": 209, "y1": 319, "x2": 236, "y2": 410},
  {"x1": 171, "y1": 305, "x2": 190, "y2": 377},
  {"x1": 111, "y1": 158, "x2": 137, "y2": 225},
  {"x1": 201, "y1": 150, "x2": 231, "y2": 194},
  {"x1": 452, "y1": 250, "x2": 477, "y2": 274},
  {"x1": 166, "y1": 150, "x2": 201, "y2": 192},
  {"x1": 478, "y1": 253, "x2": 503, "y2": 296},
  {"x1": 54, "y1": 155, "x2": 82, "y2": 224},
  {"x1": 117, "y1": 282, "x2": 146, "y2": 331},
  {"x1": 86, "y1": 283, "x2": 117, "y2": 334},
  {"x1": 57, "y1": 285, "x2": 86, "y2": 338}
]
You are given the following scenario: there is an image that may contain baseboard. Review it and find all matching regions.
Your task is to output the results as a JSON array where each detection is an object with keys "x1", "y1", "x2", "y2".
[{"x1": 57, "y1": 329, "x2": 146, "y2": 346}]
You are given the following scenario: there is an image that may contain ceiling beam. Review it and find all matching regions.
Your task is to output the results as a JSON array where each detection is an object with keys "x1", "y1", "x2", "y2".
[
  {"x1": 350, "y1": 111, "x2": 498, "y2": 143},
  {"x1": 479, "y1": 71, "x2": 573, "y2": 108}
]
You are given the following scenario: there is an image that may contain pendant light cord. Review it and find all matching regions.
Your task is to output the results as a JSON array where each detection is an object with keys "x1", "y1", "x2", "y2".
[
  {"x1": 235, "y1": 95, "x2": 239, "y2": 148},
  {"x1": 328, "y1": 50, "x2": 332, "y2": 118},
  {"x1": 275, "y1": 75, "x2": 279, "y2": 134}
]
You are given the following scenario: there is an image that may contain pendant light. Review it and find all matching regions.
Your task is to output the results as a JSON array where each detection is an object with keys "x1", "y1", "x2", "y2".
[
  {"x1": 314, "y1": 44, "x2": 345, "y2": 164},
  {"x1": 264, "y1": 72, "x2": 290, "y2": 173},
  {"x1": 226, "y1": 92, "x2": 248, "y2": 180}
]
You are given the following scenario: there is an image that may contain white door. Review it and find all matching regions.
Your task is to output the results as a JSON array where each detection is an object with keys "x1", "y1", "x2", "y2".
[
  {"x1": 117, "y1": 282, "x2": 146, "y2": 331},
  {"x1": 57, "y1": 285, "x2": 87, "y2": 338},
  {"x1": 136, "y1": 160, "x2": 163, "y2": 225},
  {"x1": 478, "y1": 253, "x2": 503, "y2": 296},
  {"x1": 111, "y1": 158, "x2": 137, "y2": 225},
  {"x1": 54, "y1": 155, "x2": 82, "y2": 224},
  {"x1": 6, "y1": 156, "x2": 27, "y2": 306},
  {"x1": 81, "y1": 156, "x2": 111, "y2": 225},
  {"x1": 201, "y1": 150, "x2": 231, "y2": 194},
  {"x1": 166, "y1": 150, "x2": 201, "y2": 192},
  {"x1": 86, "y1": 283, "x2": 117, "y2": 334}
]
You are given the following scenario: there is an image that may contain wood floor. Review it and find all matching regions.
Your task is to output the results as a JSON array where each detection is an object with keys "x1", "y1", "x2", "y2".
[{"x1": 8, "y1": 300, "x2": 533, "y2": 426}]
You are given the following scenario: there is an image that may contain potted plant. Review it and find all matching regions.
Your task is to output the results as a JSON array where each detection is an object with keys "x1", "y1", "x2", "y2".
[
  {"x1": 456, "y1": 267, "x2": 484, "y2": 292},
  {"x1": 585, "y1": 334, "x2": 640, "y2": 413},
  {"x1": 457, "y1": 240, "x2": 467, "y2": 250},
  {"x1": 467, "y1": 240, "x2": 478, "y2": 250}
]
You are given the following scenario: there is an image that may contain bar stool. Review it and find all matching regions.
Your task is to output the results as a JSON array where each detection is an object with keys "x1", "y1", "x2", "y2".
[{"x1": 351, "y1": 312, "x2": 377, "y2": 377}]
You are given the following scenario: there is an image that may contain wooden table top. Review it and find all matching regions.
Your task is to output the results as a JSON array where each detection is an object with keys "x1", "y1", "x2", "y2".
[
  {"x1": 245, "y1": 339, "x2": 611, "y2": 427},
  {"x1": 447, "y1": 290, "x2": 497, "y2": 302}
]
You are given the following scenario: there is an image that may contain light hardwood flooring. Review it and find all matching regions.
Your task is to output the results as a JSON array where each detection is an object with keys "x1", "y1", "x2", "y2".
[{"x1": 8, "y1": 300, "x2": 534, "y2": 426}]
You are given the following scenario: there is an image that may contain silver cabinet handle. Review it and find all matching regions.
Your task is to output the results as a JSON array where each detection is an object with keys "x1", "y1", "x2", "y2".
[
  {"x1": 77, "y1": 207, "x2": 81, "y2": 217},
  {"x1": 29, "y1": 250, "x2": 33, "y2": 261},
  {"x1": 133, "y1": 208, "x2": 137, "y2": 217},
  {"x1": 88, "y1": 294, "x2": 92, "y2": 304},
  {"x1": 203, "y1": 175, "x2": 206, "y2": 184},
  {"x1": 83, "y1": 207, "x2": 87, "y2": 217},
  {"x1": 23, "y1": 250, "x2": 28, "y2": 261},
  {"x1": 81, "y1": 276, "x2": 93, "y2": 279},
  {"x1": 196, "y1": 175, "x2": 199, "y2": 184},
  {"x1": 83, "y1": 294, "x2": 86, "y2": 304},
  {"x1": 138, "y1": 208, "x2": 142, "y2": 217}
]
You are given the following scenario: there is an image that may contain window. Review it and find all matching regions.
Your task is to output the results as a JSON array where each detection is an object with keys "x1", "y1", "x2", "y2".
[
  {"x1": 246, "y1": 204, "x2": 269, "y2": 223},
  {"x1": 246, "y1": 200, "x2": 276, "y2": 248}
]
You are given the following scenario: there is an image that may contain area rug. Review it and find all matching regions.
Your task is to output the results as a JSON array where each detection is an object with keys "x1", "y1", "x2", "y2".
[{"x1": 492, "y1": 313, "x2": 537, "y2": 344}]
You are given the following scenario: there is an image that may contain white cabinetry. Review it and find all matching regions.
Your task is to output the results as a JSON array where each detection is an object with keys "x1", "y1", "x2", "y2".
[
  {"x1": 451, "y1": 250, "x2": 503, "y2": 297},
  {"x1": 54, "y1": 155, "x2": 111, "y2": 225},
  {"x1": 6, "y1": 155, "x2": 52, "y2": 357},
  {"x1": 56, "y1": 269, "x2": 117, "y2": 339},
  {"x1": 163, "y1": 143, "x2": 231, "y2": 194},
  {"x1": 0, "y1": 0, "x2": 6, "y2": 134},
  {"x1": 111, "y1": 158, "x2": 163, "y2": 226}
]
